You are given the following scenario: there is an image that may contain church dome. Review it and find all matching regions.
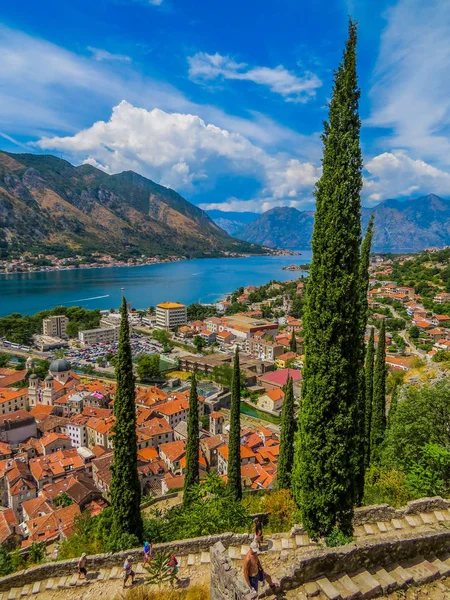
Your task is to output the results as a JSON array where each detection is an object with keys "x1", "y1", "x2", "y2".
[
  {"x1": 49, "y1": 358, "x2": 71, "y2": 373},
  {"x1": 45, "y1": 375, "x2": 54, "y2": 382},
  {"x1": 29, "y1": 374, "x2": 38, "y2": 380}
]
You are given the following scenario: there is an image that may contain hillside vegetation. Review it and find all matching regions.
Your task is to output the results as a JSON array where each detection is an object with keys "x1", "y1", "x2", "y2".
[{"x1": 0, "y1": 152, "x2": 263, "y2": 259}]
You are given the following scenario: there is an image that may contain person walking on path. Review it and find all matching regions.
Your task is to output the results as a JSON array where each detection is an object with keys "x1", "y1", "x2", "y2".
[
  {"x1": 168, "y1": 555, "x2": 179, "y2": 586},
  {"x1": 142, "y1": 540, "x2": 152, "y2": 568},
  {"x1": 123, "y1": 555, "x2": 135, "y2": 588},
  {"x1": 254, "y1": 517, "x2": 263, "y2": 547},
  {"x1": 77, "y1": 553, "x2": 88, "y2": 580},
  {"x1": 243, "y1": 542, "x2": 279, "y2": 594},
  {"x1": 53, "y1": 544, "x2": 60, "y2": 561}
]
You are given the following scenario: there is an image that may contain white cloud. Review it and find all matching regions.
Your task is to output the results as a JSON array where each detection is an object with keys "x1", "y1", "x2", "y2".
[
  {"x1": 36, "y1": 101, "x2": 321, "y2": 208},
  {"x1": 87, "y1": 47, "x2": 131, "y2": 63},
  {"x1": 188, "y1": 52, "x2": 322, "y2": 103},
  {"x1": 364, "y1": 151, "x2": 450, "y2": 204},
  {"x1": 199, "y1": 196, "x2": 316, "y2": 214},
  {"x1": 368, "y1": 0, "x2": 450, "y2": 165},
  {"x1": 199, "y1": 198, "x2": 267, "y2": 213},
  {"x1": 0, "y1": 24, "x2": 319, "y2": 160}
]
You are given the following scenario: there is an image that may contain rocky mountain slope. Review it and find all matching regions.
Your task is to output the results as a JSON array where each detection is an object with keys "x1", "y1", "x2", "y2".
[
  {"x1": 0, "y1": 152, "x2": 263, "y2": 258},
  {"x1": 206, "y1": 210, "x2": 259, "y2": 236},
  {"x1": 233, "y1": 195, "x2": 450, "y2": 252},
  {"x1": 235, "y1": 206, "x2": 314, "y2": 250}
]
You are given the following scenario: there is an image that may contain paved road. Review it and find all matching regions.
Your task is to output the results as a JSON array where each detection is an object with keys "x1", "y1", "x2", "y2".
[{"x1": 387, "y1": 306, "x2": 428, "y2": 359}]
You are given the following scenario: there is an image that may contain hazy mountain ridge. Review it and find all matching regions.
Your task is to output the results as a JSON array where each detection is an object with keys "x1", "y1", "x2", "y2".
[
  {"x1": 0, "y1": 152, "x2": 262, "y2": 258},
  {"x1": 205, "y1": 210, "x2": 260, "y2": 236},
  {"x1": 227, "y1": 194, "x2": 450, "y2": 252}
]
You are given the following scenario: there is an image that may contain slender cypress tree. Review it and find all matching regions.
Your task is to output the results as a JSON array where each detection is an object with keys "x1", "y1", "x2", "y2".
[
  {"x1": 277, "y1": 377, "x2": 295, "y2": 489},
  {"x1": 292, "y1": 20, "x2": 363, "y2": 538},
  {"x1": 290, "y1": 329, "x2": 297, "y2": 353},
  {"x1": 388, "y1": 383, "x2": 399, "y2": 429},
  {"x1": 364, "y1": 328, "x2": 375, "y2": 467},
  {"x1": 228, "y1": 347, "x2": 242, "y2": 500},
  {"x1": 355, "y1": 217, "x2": 375, "y2": 501},
  {"x1": 110, "y1": 297, "x2": 143, "y2": 540},
  {"x1": 371, "y1": 319, "x2": 387, "y2": 461},
  {"x1": 183, "y1": 372, "x2": 199, "y2": 505}
]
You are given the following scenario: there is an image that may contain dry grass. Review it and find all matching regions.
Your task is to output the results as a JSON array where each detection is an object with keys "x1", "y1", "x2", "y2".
[{"x1": 117, "y1": 584, "x2": 209, "y2": 600}]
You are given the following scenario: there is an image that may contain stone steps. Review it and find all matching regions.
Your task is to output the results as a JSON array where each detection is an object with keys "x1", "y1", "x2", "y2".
[
  {"x1": 6, "y1": 506, "x2": 450, "y2": 599},
  {"x1": 294, "y1": 555, "x2": 450, "y2": 600}
]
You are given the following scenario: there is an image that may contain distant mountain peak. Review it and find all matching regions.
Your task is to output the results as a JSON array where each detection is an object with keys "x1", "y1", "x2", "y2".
[
  {"x1": 233, "y1": 195, "x2": 450, "y2": 252},
  {"x1": 0, "y1": 151, "x2": 263, "y2": 258}
]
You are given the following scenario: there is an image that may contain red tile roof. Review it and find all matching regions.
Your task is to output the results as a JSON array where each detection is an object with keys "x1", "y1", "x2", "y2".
[
  {"x1": 159, "y1": 440, "x2": 186, "y2": 462},
  {"x1": 258, "y1": 369, "x2": 302, "y2": 386}
]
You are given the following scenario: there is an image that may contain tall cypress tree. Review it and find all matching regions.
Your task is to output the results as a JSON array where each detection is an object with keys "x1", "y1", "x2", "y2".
[
  {"x1": 355, "y1": 217, "x2": 375, "y2": 501},
  {"x1": 228, "y1": 347, "x2": 242, "y2": 500},
  {"x1": 277, "y1": 377, "x2": 295, "y2": 490},
  {"x1": 371, "y1": 319, "x2": 387, "y2": 461},
  {"x1": 292, "y1": 20, "x2": 362, "y2": 538},
  {"x1": 183, "y1": 372, "x2": 199, "y2": 505},
  {"x1": 388, "y1": 383, "x2": 399, "y2": 429},
  {"x1": 364, "y1": 328, "x2": 375, "y2": 467},
  {"x1": 290, "y1": 330, "x2": 297, "y2": 353},
  {"x1": 110, "y1": 297, "x2": 143, "y2": 540}
]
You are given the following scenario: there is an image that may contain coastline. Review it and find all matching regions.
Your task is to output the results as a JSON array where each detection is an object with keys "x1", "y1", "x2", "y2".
[{"x1": 0, "y1": 249, "x2": 299, "y2": 276}]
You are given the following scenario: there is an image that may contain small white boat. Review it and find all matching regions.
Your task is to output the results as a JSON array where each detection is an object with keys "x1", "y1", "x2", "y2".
[{"x1": 121, "y1": 287, "x2": 125, "y2": 290}]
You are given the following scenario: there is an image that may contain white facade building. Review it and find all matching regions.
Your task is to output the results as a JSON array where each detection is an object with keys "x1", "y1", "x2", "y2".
[
  {"x1": 78, "y1": 327, "x2": 119, "y2": 346},
  {"x1": 42, "y1": 315, "x2": 69, "y2": 338},
  {"x1": 156, "y1": 303, "x2": 187, "y2": 330}
]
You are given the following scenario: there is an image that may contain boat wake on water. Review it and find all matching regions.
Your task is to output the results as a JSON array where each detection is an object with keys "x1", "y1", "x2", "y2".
[{"x1": 66, "y1": 294, "x2": 110, "y2": 303}]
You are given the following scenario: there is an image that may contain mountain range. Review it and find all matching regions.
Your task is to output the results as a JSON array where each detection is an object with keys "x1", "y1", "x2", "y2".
[
  {"x1": 208, "y1": 194, "x2": 450, "y2": 252},
  {"x1": 0, "y1": 152, "x2": 263, "y2": 259}
]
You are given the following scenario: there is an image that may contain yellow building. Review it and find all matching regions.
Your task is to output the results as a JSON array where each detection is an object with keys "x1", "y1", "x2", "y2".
[{"x1": 275, "y1": 352, "x2": 298, "y2": 369}]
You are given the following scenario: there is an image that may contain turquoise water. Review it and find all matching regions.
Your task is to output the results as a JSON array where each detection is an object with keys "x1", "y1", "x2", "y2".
[
  {"x1": 0, "y1": 253, "x2": 311, "y2": 317},
  {"x1": 240, "y1": 401, "x2": 281, "y2": 424}
]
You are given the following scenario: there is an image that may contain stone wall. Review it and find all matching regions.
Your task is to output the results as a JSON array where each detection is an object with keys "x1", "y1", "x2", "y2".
[
  {"x1": 291, "y1": 496, "x2": 450, "y2": 534},
  {"x1": 0, "y1": 532, "x2": 253, "y2": 593},
  {"x1": 3, "y1": 496, "x2": 450, "y2": 594},
  {"x1": 210, "y1": 542, "x2": 256, "y2": 600},
  {"x1": 280, "y1": 528, "x2": 450, "y2": 591},
  {"x1": 211, "y1": 529, "x2": 450, "y2": 599},
  {"x1": 353, "y1": 496, "x2": 450, "y2": 526}
]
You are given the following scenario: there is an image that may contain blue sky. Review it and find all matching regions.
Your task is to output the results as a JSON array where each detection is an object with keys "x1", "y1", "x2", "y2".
[{"x1": 1, "y1": 0, "x2": 450, "y2": 213}]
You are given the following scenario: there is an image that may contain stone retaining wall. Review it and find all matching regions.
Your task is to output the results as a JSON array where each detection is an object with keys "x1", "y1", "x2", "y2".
[
  {"x1": 211, "y1": 529, "x2": 450, "y2": 599},
  {"x1": 290, "y1": 496, "x2": 450, "y2": 535},
  {"x1": 2, "y1": 496, "x2": 450, "y2": 594},
  {"x1": 353, "y1": 496, "x2": 450, "y2": 525},
  {"x1": 210, "y1": 542, "x2": 256, "y2": 600},
  {"x1": 280, "y1": 528, "x2": 450, "y2": 591},
  {"x1": 0, "y1": 532, "x2": 253, "y2": 592}
]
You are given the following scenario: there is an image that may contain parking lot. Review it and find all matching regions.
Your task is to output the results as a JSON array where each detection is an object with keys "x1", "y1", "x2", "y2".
[{"x1": 66, "y1": 332, "x2": 162, "y2": 367}]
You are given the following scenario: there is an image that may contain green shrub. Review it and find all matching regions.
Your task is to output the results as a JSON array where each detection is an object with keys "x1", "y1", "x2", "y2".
[
  {"x1": 363, "y1": 466, "x2": 409, "y2": 508},
  {"x1": 406, "y1": 443, "x2": 450, "y2": 498},
  {"x1": 325, "y1": 528, "x2": 353, "y2": 547},
  {"x1": 0, "y1": 546, "x2": 13, "y2": 576},
  {"x1": 260, "y1": 489, "x2": 297, "y2": 533},
  {"x1": 28, "y1": 542, "x2": 45, "y2": 565}
]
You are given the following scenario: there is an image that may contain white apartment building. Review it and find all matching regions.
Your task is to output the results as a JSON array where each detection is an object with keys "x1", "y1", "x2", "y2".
[
  {"x1": 66, "y1": 415, "x2": 89, "y2": 448},
  {"x1": 42, "y1": 315, "x2": 69, "y2": 338},
  {"x1": 434, "y1": 293, "x2": 450, "y2": 305},
  {"x1": 78, "y1": 327, "x2": 119, "y2": 346},
  {"x1": 156, "y1": 302, "x2": 187, "y2": 330}
]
